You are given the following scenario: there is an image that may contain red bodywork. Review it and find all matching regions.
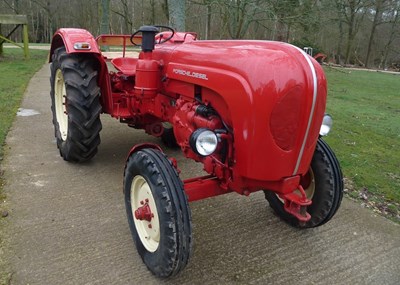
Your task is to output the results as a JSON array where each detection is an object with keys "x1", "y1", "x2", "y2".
[{"x1": 50, "y1": 28, "x2": 327, "y2": 222}]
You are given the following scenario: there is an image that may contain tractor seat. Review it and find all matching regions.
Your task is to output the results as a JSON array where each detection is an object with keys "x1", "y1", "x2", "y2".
[{"x1": 111, "y1": 57, "x2": 138, "y2": 76}]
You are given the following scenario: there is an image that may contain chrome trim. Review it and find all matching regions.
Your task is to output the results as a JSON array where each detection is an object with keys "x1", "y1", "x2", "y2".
[{"x1": 292, "y1": 46, "x2": 318, "y2": 175}]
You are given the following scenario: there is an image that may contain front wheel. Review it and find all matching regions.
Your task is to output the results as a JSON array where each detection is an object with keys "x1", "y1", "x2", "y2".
[
  {"x1": 124, "y1": 148, "x2": 192, "y2": 277},
  {"x1": 265, "y1": 139, "x2": 343, "y2": 228}
]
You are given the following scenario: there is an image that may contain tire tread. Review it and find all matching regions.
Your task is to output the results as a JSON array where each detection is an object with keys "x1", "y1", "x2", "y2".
[
  {"x1": 124, "y1": 149, "x2": 192, "y2": 278},
  {"x1": 50, "y1": 47, "x2": 102, "y2": 162},
  {"x1": 265, "y1": 138, "x2": 343, "y2": 228}
]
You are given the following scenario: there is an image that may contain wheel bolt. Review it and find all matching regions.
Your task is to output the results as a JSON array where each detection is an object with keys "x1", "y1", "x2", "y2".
[
  {"x1": 145, "y1": 198, "x2": 149, "y2": 203},
  {"x1": 140, "y1": 200, "x2": 144, "y2": 205},
  {"x1": 148, "y1": 224, "x2": 152, "y2": 229}
]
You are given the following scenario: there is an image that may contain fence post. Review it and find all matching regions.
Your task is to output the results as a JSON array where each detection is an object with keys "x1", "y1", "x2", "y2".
[
  {"x1": 23, "y1": 24, "x2": 29, "y2": 59},
  {"x1": 0, "y1": 24, "x2": 3, "y2": 56},
  {"x1": 0, "y1": 15, "x2": 29, "y2": 58}
]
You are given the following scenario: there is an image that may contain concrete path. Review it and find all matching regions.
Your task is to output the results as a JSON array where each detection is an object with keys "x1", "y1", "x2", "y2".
[{"x1": 1, "y1": 64, "x2": 399, "y2": 285}]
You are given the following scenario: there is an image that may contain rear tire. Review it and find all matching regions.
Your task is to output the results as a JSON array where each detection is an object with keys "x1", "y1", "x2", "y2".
[
  {"x1": 124, "y1": 148, "x2": 192, "y2": 277},
  {"x1": 50, "y1": 47, "x2": 102, "y2": 162},
  {"x1": 264, "y1": 139, "x2": 343, "y2": 228},
  {"x1": 161, "y1": 124, "x2": 179, "y2": 148}
]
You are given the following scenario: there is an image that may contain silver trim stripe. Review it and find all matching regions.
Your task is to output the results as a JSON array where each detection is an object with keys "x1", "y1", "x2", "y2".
[{"x1": 292, "y1": 46, "x2": 318, "y2": 175}]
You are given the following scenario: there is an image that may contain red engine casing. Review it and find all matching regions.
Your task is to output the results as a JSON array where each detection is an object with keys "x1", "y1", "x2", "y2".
[{"x1": 153, "y1": 40, "x2": 326, "y2": 185}]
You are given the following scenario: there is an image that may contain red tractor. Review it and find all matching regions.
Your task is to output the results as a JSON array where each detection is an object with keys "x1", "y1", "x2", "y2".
[{"x1": 49, "y1": 26, "x2": 343, "y2": 278}]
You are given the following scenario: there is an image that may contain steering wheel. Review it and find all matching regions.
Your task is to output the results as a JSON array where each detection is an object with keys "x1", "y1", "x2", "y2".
[
  {"x1": 154, "y1": 25, "x2": 175, "y2": 44},
  {"x1": 130, "y1": 25, "x2": 175, "y2": 46}
]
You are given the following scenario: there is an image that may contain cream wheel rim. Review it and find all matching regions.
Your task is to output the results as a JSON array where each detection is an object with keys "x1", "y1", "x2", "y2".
[
  {"x1": 131, "y1": 175, "x2": 160, "y2": 252},
  {"x1": 302, "y1": 168, "x2": 316, "y2": 200},
  {"x1": 55, "y1": 69, "x2": 68, "y2": 141},
  {"x1": 277, "y1": 168, "x2": 316, "y2": 202}
]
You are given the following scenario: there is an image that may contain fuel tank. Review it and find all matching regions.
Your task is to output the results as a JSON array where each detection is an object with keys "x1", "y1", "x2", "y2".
[{"x1": 156, "y1": 40, "x2": 327, "y2": 182}]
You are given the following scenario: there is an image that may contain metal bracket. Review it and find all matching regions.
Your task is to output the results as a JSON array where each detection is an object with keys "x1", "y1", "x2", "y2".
[{"x1": 282, "y1": 185, "x2": 312, "y2": 222}]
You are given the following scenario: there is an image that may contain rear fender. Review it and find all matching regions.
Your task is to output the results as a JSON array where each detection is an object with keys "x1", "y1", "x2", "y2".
[
  {"x1": 49, "y1": 28, "x2": 113, "y2": 114},
  {"x1": 49, "y1": 28, "x2": 101, "y2": 61}
]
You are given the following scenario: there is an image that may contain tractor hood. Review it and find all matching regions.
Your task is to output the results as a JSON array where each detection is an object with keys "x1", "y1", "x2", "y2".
[{"x1": 159, "y1": 40, "x2": 327, "y2": 181}]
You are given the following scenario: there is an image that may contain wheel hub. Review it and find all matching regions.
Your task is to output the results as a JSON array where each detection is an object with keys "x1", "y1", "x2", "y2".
[
  {"x1": 131, "y1": 175, "x2": 160, "y2": 252},
  {"x1": 134, "y1": 202, "x2": 154, "y2": 222}
]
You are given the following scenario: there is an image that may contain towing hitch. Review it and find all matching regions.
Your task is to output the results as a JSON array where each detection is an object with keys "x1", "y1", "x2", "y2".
[{"x1": 281, "y1": 185, "x2": 312, "y2": 222}]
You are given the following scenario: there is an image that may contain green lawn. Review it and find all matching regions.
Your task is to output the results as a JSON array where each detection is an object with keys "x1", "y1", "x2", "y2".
[
  {"x1": 324, "y1": 67, "x2": 400, "y2": 219},
  {"x1": 0, "y1": 47, "x2": 48, "y2": 206},
  {"x1": 0, "y1": 48, "x2": 49, "y2": 159}
]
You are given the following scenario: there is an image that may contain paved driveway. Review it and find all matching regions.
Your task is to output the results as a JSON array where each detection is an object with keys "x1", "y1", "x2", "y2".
[{"x1": 1, "y1": 64, "x2": 399, "y2": 285}]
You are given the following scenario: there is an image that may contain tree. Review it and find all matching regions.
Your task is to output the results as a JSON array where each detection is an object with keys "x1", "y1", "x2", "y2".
[
  {"x1": 380, "y1": 1, "x2": 400, "y2": 68},
  {"x1": 333, "y1": 0, "x2": 346, "y2": 64},
  {"x1": 270, "y1": 0, "x2": 301, "y2": 42},
  {"x1": 338, "y1": 0, "x2": 371, "y2": 65},
  {"x1": 168, "y1": 0, "x2": 186, "y2": 30},
  {"x1": 216, "y1": 0, "x2": 274, "y2": 40},
  {"x1": 1, "y1": 0, "x2": 399, "y2": 68},
  {"x1": 189, "y1": 0, "x2": 213, "y2": 39},
  {"x1": 365, "y1": 0, "x2": 385, "y2": 67},
  {"x1": 111, "y1": 0, "x2": 133, "y2": 34},
  {"x1": 99, "y1": 0, "x2": 110, "y2": 34}
]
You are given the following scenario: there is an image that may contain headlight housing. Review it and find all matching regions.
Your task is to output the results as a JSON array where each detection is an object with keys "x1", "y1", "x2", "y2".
[
  {"x1": 190, "y1": 128, "x2": 218, "y2": 156},
  {"x1": 319, "y1": 114, "x2": 333, "y2": 136},
  {"x1": 73, "y1": 42, "x2": 91, "y2": 50}
]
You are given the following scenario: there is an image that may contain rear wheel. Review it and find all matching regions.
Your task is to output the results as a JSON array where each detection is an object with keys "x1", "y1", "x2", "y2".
[
  {"x1": 265, "y1": 139, "x2": 343, "y2": 228},
  {"x1": 124, "y1": 148, "x2": 192, "y2": 277},
  {"x1": 50, "y1": 47, "x2": 102, "y2": 162},
  {"x1": 161, "y1": 123, "x2": 179, "y2": 148}
]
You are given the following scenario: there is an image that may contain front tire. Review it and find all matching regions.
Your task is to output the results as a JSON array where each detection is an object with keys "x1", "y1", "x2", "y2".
[
  {"x1": 265, "y1": 139, "x2": 343, "y2": 228},
  {"x1": 50, "y1": 47, "x2": 102, "y2": 162},
  {"x1": 124, "y1": 148, "x2": 192, "y2": 277}
]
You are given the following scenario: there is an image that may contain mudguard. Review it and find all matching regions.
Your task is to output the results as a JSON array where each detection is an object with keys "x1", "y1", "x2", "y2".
[
  {"x1": 49, "y1": 28, "x2": 101, "y2": 62},
  {"x1": 49, "y1": 28, "x2": 114, "y2": 115},
  {"x1": 126, "y1": 143, "x2": 164, "y2": 161}
]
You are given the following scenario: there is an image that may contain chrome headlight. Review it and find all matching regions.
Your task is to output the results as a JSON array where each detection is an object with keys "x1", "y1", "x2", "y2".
[
  {"x1": 320, "y1": 114, "x2": 333, "y2": 136},
  {"x1": 190, "y1": 128, "x2": 218, "y2": 156}
]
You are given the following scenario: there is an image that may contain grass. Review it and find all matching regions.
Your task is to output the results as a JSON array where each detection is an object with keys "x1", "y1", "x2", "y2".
[
  {"x1": 0, "y1": 48, "x2": 49, "y2": 160},
  {"x1": 323, "y1": 67, "x2": 400, "y2": 221},
  {"x1": 0, "y1": 47, "x2": 48, "y2": 285}
]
